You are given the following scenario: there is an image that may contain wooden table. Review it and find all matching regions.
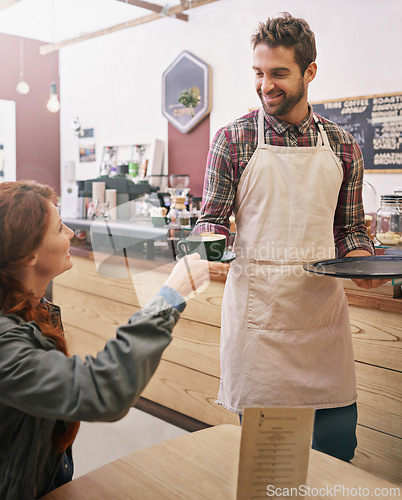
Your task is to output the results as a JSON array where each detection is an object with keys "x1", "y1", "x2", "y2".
[{"x1": 43, "y1": 425, "x2": 400, "y2": 499}]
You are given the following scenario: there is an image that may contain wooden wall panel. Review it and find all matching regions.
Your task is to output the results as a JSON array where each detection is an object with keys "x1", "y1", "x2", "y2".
[
  {"x1": 142, "y1": 359, "x2": 238, "y2": 427},
  {"x1": 54, "y1": 257, "x2": 137, "y2": 305},
  {"x1": 350, "y1": 306, "x2": 402, "y2": 371},
  {"x1": 130, "y1": 268, "x2": 223, "y2": 326},
  {"x1": 54, "y1": 254, "x2": 402, "y2": 484},
  {"x1": 54, "y1": 282, "x2": 221, "y2": 378},
  {"x1": 353, "y1": 426, "x2": 402, "y2": 485},
  {"x1": 55, "y1": 256, "x2": 223, "y2": 327},
  {"x1": 356, "y1": 363, "x2": 402, "y2": 438},
  {"x1": 53, "y1": 286, "x2": 137, "y2": 347},
  {"x1": 160, "y1": 319, "x2": 221, "y2": 378}
]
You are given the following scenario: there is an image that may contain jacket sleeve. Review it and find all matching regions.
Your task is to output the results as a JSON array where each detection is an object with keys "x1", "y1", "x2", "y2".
[{"x1": 0, "y1": 294, "x2": 179, "y2": 422}]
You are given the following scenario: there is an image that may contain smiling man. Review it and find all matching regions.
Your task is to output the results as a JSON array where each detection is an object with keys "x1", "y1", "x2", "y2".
[
  {"x1": 193, "y1": 12, "x2": 386, "y2": 463},
  {"x1": 253, "y1": 43, "x2": 315, "y2": 123}
]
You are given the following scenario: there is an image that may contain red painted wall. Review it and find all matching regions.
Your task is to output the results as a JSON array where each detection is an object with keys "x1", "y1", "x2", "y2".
[
  {"x1": 0, "y1": 34, "x2": 60, "y2": 194},
  {"x1": 167, "y1": 116, "x2": 210, "y2": 198}
]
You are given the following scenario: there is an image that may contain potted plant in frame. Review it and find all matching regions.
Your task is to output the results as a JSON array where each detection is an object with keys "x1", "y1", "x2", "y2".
[{"x1": 178, "y1": 86, "x2": 201, "y2": 117}]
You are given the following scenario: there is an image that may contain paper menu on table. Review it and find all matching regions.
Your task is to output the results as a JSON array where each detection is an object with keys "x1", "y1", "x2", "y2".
[{"x1": 236, "y1": 407, "x2": 314, "y2": 500}]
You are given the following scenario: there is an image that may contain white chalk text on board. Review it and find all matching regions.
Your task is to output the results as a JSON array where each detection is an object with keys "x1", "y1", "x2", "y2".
[{"x1": 312, "y1": 92, "x2": 402, "y2": 173}]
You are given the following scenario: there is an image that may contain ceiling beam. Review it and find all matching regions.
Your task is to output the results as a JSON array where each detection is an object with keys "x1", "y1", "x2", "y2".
[
  {"x1": 116, "y1": 0, "x2": 188, "y2": 22},
  {"x1": 40, "y1": 0, "x2": 219, "y2": 55},
  {"x1": 40, "y1": 12, "x2": 160, "y2": 54}
]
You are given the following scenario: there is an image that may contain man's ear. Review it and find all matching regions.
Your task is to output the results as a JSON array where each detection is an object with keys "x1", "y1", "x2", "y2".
[{"x1": 304, "y1": 62, "x2": 317, "y2": 84}]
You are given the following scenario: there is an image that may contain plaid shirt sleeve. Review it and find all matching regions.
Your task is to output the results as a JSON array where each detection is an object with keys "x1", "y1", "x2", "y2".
[
  {"x1": 192, "y1": 127, "x2": 237, "y2": 238},
  {"x1": 330, "y1": 128, "x2": 375, "y2": 257}
]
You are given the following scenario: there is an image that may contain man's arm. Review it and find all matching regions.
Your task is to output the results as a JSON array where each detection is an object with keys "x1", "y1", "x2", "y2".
[
  {"x1": 334, "y1": 138, "x2": 388, "y2": 289},
  {"x1": 192, "y1": 127, "x2": 237, "y2": 238},
  {"x1": 333, "y1": 139, "x2": 374, "y2": 257}
]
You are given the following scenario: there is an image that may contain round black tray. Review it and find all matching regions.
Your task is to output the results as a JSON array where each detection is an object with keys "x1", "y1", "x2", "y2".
[
  {"x1": 176, "y1": 250, "x2": 237, "y2": 264},
  {"x1": 303, "y1": 256, "x2": 402, "y2": 279}
]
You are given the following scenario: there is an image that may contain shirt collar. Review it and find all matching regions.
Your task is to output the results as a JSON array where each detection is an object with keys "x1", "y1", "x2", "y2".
[
  {"x1": 40, "y1": 296, "x2": 61, "y2": 316},
  {"x1": 264, "y1": 105, "x2": 314, "y2": 135}
]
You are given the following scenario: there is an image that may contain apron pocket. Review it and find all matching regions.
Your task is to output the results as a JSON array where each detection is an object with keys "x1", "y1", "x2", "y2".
[{"x1": 247, "y1": 259, "x2": 343, "y2": 331}]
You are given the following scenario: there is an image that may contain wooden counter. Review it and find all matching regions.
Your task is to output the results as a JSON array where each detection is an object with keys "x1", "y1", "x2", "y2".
[
  {"x1": 52, "y1": 246, "x2": 401, "y2": 484},
  {"x1": 42, "y1": 425, "x2": 400, "y2": 500}
]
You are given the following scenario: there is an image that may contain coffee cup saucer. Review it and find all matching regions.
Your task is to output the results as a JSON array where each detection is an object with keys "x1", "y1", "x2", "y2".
[{"x1": 176, "y1": 250, "x2": 237, "y2": 263}]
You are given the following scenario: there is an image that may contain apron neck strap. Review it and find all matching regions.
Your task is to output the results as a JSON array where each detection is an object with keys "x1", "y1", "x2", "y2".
[
  {"x1": 259, "y1": 110, "x2": 331, "y2": 149},
  {"x1": 258, "y1": 109, "x2": 266, "y2": 146},
  {"x1": 313, "y1": 114, "x2": 331, "y2": 148}
]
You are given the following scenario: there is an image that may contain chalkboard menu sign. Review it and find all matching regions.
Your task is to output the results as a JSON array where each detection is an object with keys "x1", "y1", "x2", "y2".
[{"x1": 311, "y1": 92, "x2": 402, "y2": 172}]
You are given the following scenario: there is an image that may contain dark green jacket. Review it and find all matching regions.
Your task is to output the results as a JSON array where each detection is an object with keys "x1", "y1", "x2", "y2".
[{"x1": 0, "y1": 294, "x2": 180, "y2": 499}]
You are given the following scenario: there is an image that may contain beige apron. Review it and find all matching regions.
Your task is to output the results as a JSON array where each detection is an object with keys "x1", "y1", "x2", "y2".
[{"x1": 217, "y1": 109, "x2": 356, "y2": 413}]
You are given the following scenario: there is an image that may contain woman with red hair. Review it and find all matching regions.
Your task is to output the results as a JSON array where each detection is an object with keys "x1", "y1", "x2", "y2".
[{"x1": 0, "y1": 180, "x2": 209, "y2": 499}]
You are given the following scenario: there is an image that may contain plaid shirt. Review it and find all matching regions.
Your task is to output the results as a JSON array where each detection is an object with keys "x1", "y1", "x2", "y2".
[{"x1": 194, "y1": 106, "x2": 374, "y2": 257}]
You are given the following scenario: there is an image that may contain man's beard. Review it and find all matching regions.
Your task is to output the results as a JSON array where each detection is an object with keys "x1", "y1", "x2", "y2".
[{"x1": 259, "y1": 78, "x2": 306, "y2": 118}]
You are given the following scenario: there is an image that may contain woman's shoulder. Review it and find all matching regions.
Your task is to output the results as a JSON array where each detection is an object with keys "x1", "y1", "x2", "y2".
[
  {"x1": 0, "y1": 311, "x2": 56, "y2": 351},
  {"x1": 0, "y1": 312, "x2": 24, "y2": 335}
]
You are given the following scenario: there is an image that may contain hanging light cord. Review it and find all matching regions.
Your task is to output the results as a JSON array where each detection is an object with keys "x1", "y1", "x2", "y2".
[
  {"x1": 51, "y1": 0, "x2": 56, "y2": 83},
  {"x1": 46, "y1": 0, "x2": 59, "y2": 112},
  {"x1": 19, "y1": 37, "x2": 24, "y2": 78}
]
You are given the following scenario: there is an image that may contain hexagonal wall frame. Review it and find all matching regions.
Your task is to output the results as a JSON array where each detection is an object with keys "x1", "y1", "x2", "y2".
[{"x1": 162, "y1": 50, "x2": 211, "y2": 134}]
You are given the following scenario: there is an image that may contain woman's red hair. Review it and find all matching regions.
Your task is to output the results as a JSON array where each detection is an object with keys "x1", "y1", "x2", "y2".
[{"x1": 0, "y1": 180, "x2": 79, "y2": 451}]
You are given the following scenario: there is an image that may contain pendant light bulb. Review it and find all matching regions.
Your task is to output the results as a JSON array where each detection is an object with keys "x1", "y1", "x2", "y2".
[
  {"x1": 16, "y1": 79, "x2": 30, "y2": 95},
  {"x1": 16, "y1": 37, "x2": 30, "y2": 95},
  {"x1": 47, "y1": 82, "x2": 60, "y2": 113}
]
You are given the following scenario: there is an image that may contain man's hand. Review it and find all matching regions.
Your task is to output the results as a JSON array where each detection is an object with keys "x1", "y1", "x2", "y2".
[
  {"x1": 351, "y1": 278, "x2": 389, "y2": 289},
  {"x1": 191, "y1": 231, "x2": 231, "y2": 278},
  {"x1": 208, "y1": 261, "x2": 230, "y2": 279},
  {"x1": 345, "y1": 249, "x2": 390, "y2": 289}
]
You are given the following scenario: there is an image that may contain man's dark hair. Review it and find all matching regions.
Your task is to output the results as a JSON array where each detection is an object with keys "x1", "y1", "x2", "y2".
[{"x1": 251, "y1": 12, "x2": 317, "y2": 74}]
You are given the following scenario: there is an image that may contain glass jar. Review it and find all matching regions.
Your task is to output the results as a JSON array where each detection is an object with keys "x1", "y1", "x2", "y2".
[
  {"x1": 169, "y1": 195, "x2": 187, "y2": 225},
  {"x1": 189, "y1": 208, "x2": 200, "y2": 227},
  {"x1": 178, "y1": 208, "x2": 190, "y2": 227},
  {"x1": 376, "y1": 195, "x2": 402, "y2": 246}
]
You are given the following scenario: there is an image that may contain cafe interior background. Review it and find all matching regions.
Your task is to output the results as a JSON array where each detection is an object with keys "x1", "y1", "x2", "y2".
[
  {"x1": 0, "y1": 0, "x2": 401, "y2": 206},
  {"x1": 0, "y1": 0, "x2": 401, "y2": 482}
]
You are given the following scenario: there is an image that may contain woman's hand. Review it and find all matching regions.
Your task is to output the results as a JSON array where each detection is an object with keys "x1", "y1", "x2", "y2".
[{"x1": 163, "y1": 253, "x2": 210, "y2": 299}]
